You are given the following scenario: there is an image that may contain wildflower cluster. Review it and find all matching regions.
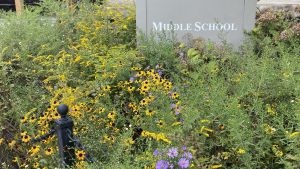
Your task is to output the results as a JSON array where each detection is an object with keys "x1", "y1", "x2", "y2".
[{"x1": 153, "y1": 146, "x2": 194, "y2": 169}]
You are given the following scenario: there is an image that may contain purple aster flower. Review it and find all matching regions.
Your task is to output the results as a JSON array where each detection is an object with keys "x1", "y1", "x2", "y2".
[
  {"x1": 170, "y1": 164, "x2": 174, "y2": 169},
  {"x1": 175, "y1": 111, "x2": 181, "y2": 115},
  {"x1": 153, "y1": 149, "x2": 159, "y2": 157},
  {"x1": 182, "y1": 146, "x2": 187, "y2": 151},
  {"x1": 183, "y1": 152, "x2": 193, "y2": 159},
  {"x1": 170, "y1": 104, "x2": 176, "y2": 109},
  {"x1": 129, "y1": 77, "x2": 136, "y2": 82},
  {"x1": 167, "y1": 148, "x2": 178, "y2": 158},
  {"x1": 157, "y1": 70, "x2": 163, "y2": 76},
  {"x1": 156, "y1": 160, "x2": 169, "y2": 169},
  {"x1": 178, "y1": 158, "x2": 189, "y2": 169}
]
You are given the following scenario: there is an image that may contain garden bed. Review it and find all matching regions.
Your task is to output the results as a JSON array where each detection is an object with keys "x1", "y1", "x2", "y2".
[{"x1": 0, "y1": 1, "x2": 299, "y2": 169}]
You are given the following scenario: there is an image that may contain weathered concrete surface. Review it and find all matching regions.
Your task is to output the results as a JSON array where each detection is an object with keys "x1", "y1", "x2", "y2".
[
  {"x1": 257, "y1": 0, "x2": 300, "y2": 17},
  {"x1": 258, "y1": 0, "x2": 300, "y2": 5}
]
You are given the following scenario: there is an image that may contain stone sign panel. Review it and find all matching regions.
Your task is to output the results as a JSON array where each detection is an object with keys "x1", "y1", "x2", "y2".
[{"x1": 136, "y1": 0, "x2": 257, "y2": 46}]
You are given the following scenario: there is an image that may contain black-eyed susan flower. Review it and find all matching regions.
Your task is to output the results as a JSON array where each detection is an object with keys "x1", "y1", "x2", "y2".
[
  {"x1": 140, "y1": 98, "x2": 149, "y2": 106},
  {"x1": 76, "y1": 150, "x2": 86, "y2": 161},
  {"x1": 22, "y1": 135, "x2": 31, "y2": 143},
  {"x1": 45, "y1": 147, "x2": 54, "y2": 156},
  {"x1": 30, "y1": 145, "x2": 40, "y2": 156},
  {"x1": 128, "y1": 86, "x2": 135, "y2": 93},
  {"x1": 157, "y1": 120, "x2": 165, "y2": 128},
  {"x1": 53, "y1": 112, "x2": 60, "y2": 119},
  {"x1": 145, "y1": 109, "x2": 154, "y2": 116},
  {"x1": 102, "y1": 85, "x2": 111, "y2": 92},
  {"x1": 98, "y1": 107, "x2": 105, "y2": 114},
  {"x1": 171, "y1": 92, "x2": 179, "y2": 99},
  {"x1": 29, "y1": 116, "x2": 36, "y2": 123},
  {"x1": 141, "y1": 85, "x2": 150, "y2": 92},
  {"x1": 136, "y1": 71, "x2": 145, "y2": 77},
  {"x1": 131, "y1": 66, "x2": 141, "y2": 71},
  {"x1": 20, "y1": 116, "x2": 27, "y2": 124},
  {"x1": 219, "y1": 124, "x2": 225, "y2": 130},
  {"x1": 108, "y1": 111, "x2": 116, "y2": 120},
  {"x1": 8, "y1": 140, "x2": 16, "y2": 149},
  {"x1": 33, "y1": 162, "x2": 39, "y2": 168},
  {"x1": 12, "y1": 156, "x2": 18, "y2": 163}
]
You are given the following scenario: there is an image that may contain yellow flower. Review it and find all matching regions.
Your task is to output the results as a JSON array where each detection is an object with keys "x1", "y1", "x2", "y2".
[
  {"x1": 222, "y1": 152, "x2": 230, "y2": 160},
  {"x1": 140, "y1": 98, "x2": 150, "y2": 106},
  {"x1": 29, "y1": 116, "x2": 36, "y2": 123},
  {"x1": 145, "y1": 109, "x2": 154, "y2": 116},
  {"x1": 157, "y1": 120, "x2": 165, "y2": 128},
  {"x1": 20, "y1": 116, "x2": 27, "y2": 124},
  {"x1": 171, "y1": 92, "x2": 180, "y2": 99},
  {"x1": 136, "y1": 71, "x2": 145, "y2": 77},
  {"x1": 211, "y1": 164, "x2": 222, "y2": 169},
  {"x1": 74, "y1": 55, "x2": 81, "y2": 62},
  {"x1": 12, "y1": 157, "x2": 18, "y2": 163},
  {"x1": 131, "y1": 67, "x2": 141, "y2": 71},
  {"x1": 102, "y1": 85, "x2": 111, "y2": 92},
  {"x1": 128, "y1": 86, "x2": 135, "y2": 93},
  {"x1": 0, "y1": 138, "x2": 4, "y2": 145},
  {"x1": 59, "y1": 74, "x2": 66, "y2": 81},
  {"x1": 8, "y1": 140, "x2": 16, "y2": 149},
  {"x1": 33, "y1": 162, "x2": 39, "y2": 168},
  {"x1": 264, "y1": 124, "x2": 276, "y2": 135},
  {"x1": 289, "y1": 132, "x2": 300, "y2": 138},
  {"x1": 45, "y1": 147, "x2": 54, "y2": 156},
  {"x1": 237, "y1": 148, "x2": 246, "y2": 155},
  {"x1": 141, "y1": 85, "x2": 150, "y2": 92},
  {"x1": 76, "y1": 161, "x2": 87, "y2": 169},
  {"x1": 76, "y1": 150, "x2": 86, "y2": 161},
  {"x1": 22, "y1": 135, "x2": 31, "y2": 143},
  {"x1": 124, "y1": 138, "x2": 135, "y2": 146},
  {"x1": 275, "y1": 151, "x2": 283, "y2": 157},
  {"x1": 108, "y1": 111, "x2": 116, "y2": 120},
  {"x1": 30, "y1": 145, "x2": 40, "y2": 156}
]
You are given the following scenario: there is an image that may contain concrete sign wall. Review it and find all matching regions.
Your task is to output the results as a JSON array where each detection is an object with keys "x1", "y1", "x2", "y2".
[{"x1": 136, "y1": 0, "x2": 257, "y2": 46}]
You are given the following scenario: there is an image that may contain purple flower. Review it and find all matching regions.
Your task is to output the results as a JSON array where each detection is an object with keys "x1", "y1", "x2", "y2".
[
  {"x1": 129, "y1": 77, "x2": 136, "y2": 82},
  {"x1": 182, "y1": 146, "x2": 187, "y2": 151},
  {"x1": 156, "y1": 160, "x2": 169, "y2": 169},
  {"x1": 183, "y1": 152, "x2": 193, "y2": 160},
  {"x1": 153, "y1": 149, "x2": 159, "y2": 157},
  {"x1": 170, "y1": 104, "x2": 176, "y2": 109},
  {"x1": 167, "y1": 148, "x2": 178, "y2": 158},
  {"x1": 157, "y1": 70, "x2": 163, "y2": 76},
  {"x1": 178, "y1": 158, "x2": 189, "y2": 169},
  {"x1": 170, "y1": 164, "x2": 174, "y2": 169},
  {"x1": 175, "y1": 111, "x2": 181, "y2": 115}
]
